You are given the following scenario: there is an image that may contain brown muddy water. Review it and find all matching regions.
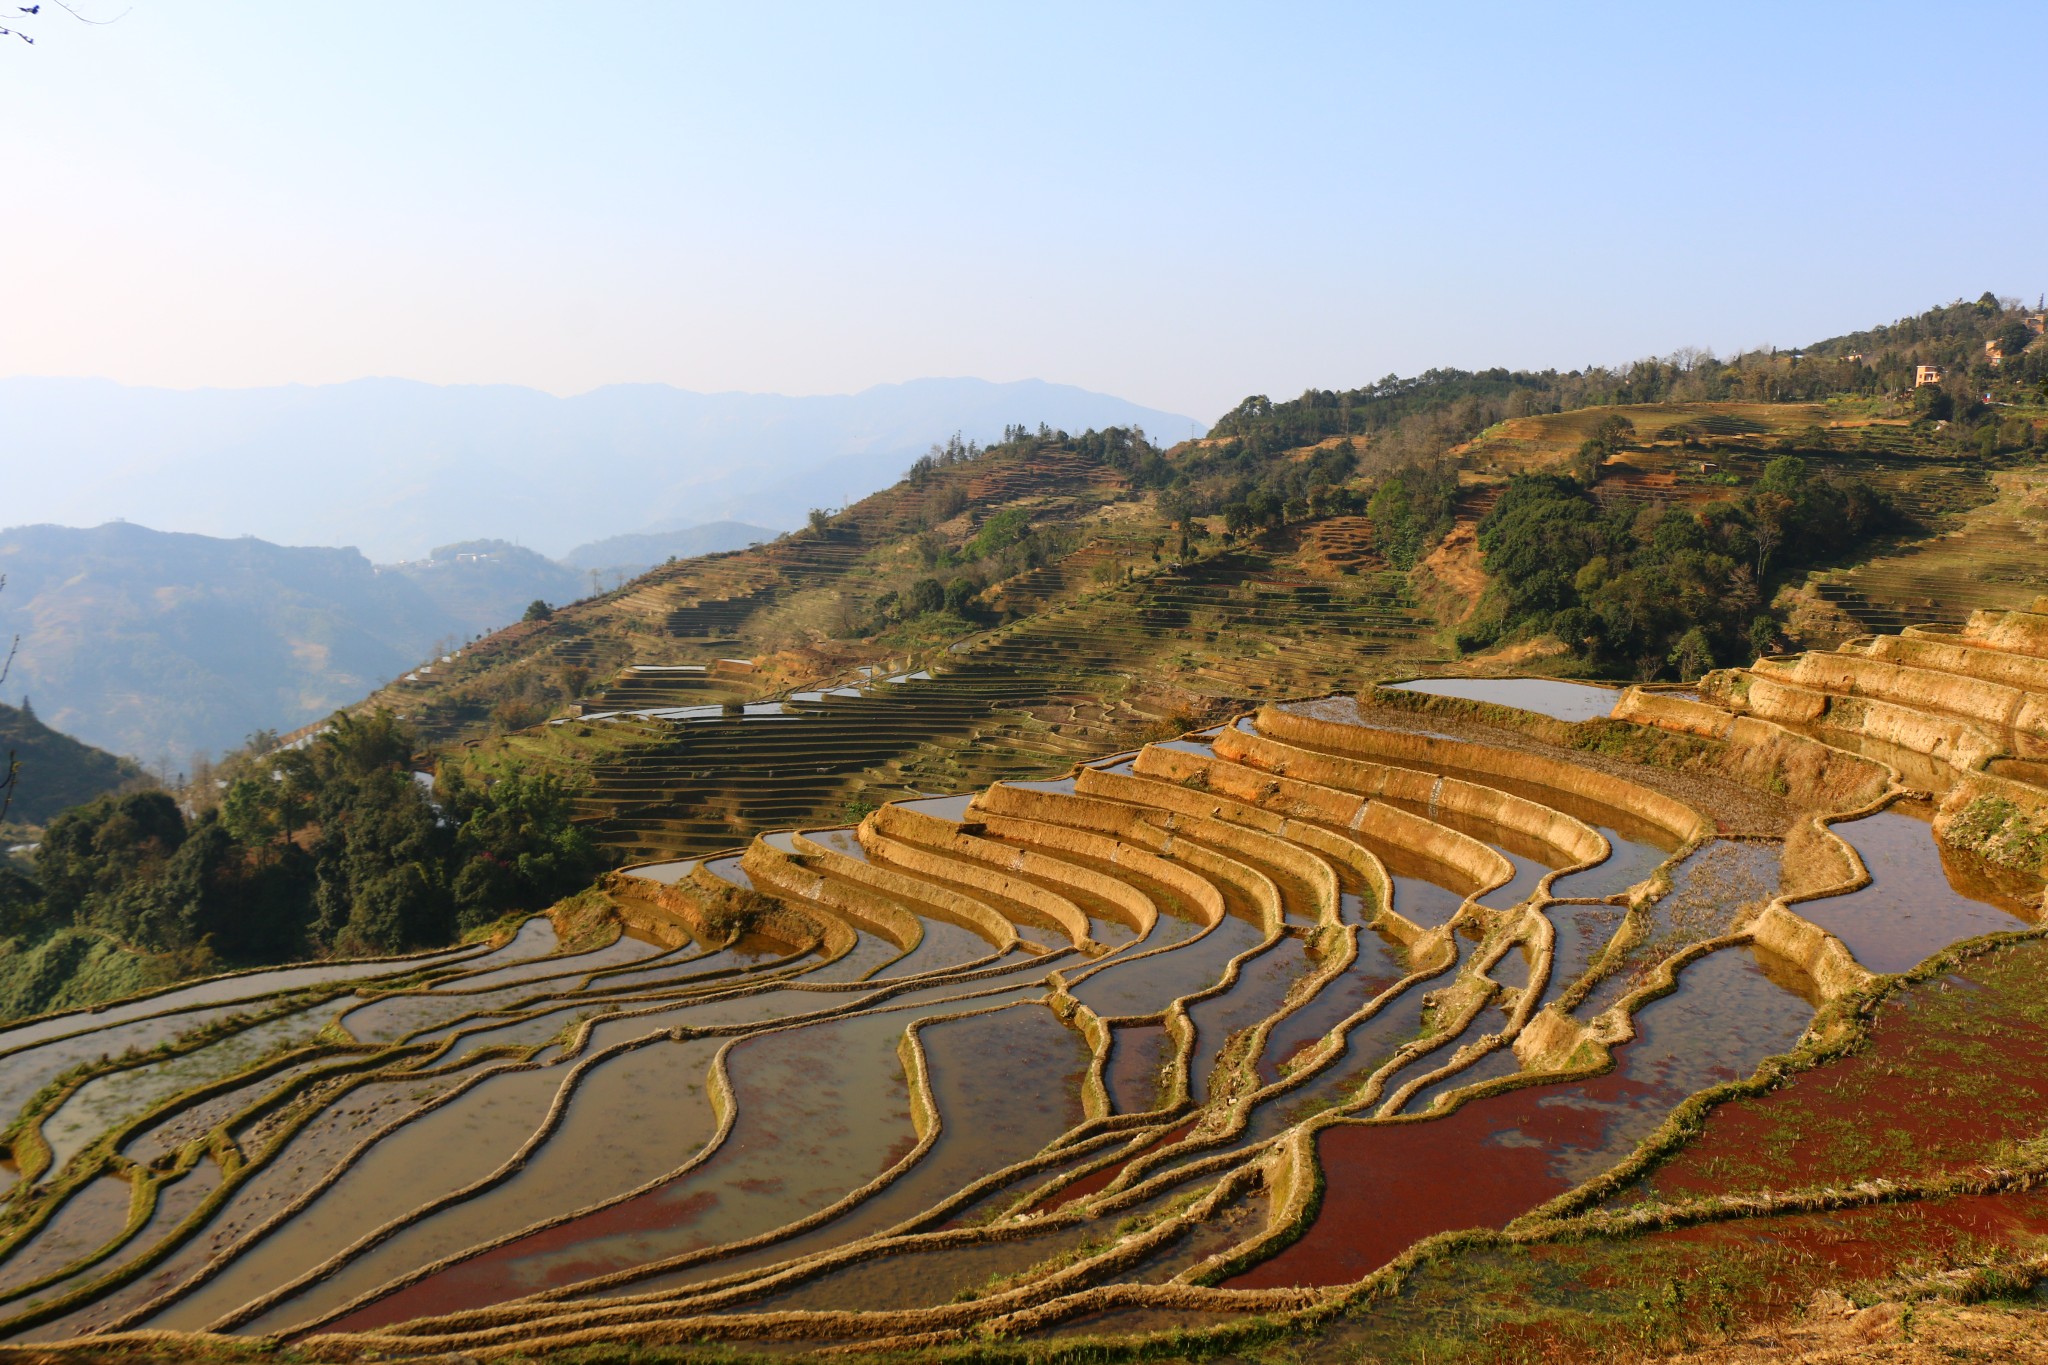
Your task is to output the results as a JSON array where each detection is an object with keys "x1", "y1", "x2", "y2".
[
  {"x1": 1106, "y1": 1024, "x2": 1173, "y2": 1113},
  {"x1": 606, "y1": 1001, "x2": 1089, "y2": 1300},
  {"x1": 9, "y1": 1161, "x2": 222, "y2": 1338},
  {"x1": 1069, "y1": 914, "x2": 1264, "y2": 1019},
  {"x1": 244, "y1": 1037, "x2": 726, "y2": 1334},
  {"x1": 325, "y1": 1004, "x2": 924, "y2": 1326},
  {"x1": 1228, "y1": 944, "x2": 1812, "y2": 1288},
  {"x1": 1185, "y1": 938, "x2": 1310, "y2": 1102},
  {"x1": 1797, "y1": 809, "x2": 2036, "y2": 974}
]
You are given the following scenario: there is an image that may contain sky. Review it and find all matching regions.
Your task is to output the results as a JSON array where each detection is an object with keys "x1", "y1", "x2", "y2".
[{"x1": 2, "y1": 1, "x2": 2044, "y2": 422}]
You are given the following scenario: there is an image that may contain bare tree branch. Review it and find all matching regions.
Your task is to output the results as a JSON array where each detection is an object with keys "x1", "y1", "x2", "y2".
[
  {"x1": 1, "y1": 1, "x2": 129, "y2": 45},
  {"x1": 48, "y1": 1, "x2": 132, "y2": 23}
]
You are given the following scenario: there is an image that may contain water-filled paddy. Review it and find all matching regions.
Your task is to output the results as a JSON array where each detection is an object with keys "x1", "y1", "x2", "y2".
[
  {"x1": 0, "y1": 1175, "x2": 132, "y2": 1299},
  {"x1": 248, "y1": 1037, "x2": 725, "y2": 1333},
  {"x1": 1230, "y1": 945, "x2": 1812, "y2": 1287},
  {"x1": 0, "y1": 944, "x2": 489, "y2": 1062},
  {"x1": 11, "y1": 1161, "x2": 222, "y2": 1338},
  {"x1": 38, "y1": 1003, "x2": 335, "y2": 1173},
  {"x1": 153, "y1": 1061, "x2": 571, "y2": 1330},
  {"x1": 1549, "y1": 824, "x2": 1669, "y2": 899},
  {"x1": 11, "y1": 609, "x2": 2037, "y2": 1353},
  {"x1": 1185, "y1": 937, "x2": 1309, "y2": 1101},
  {"x1": 1069, "y1": 913, "x2": 1262, "y2": 1019},
  {"x1": 1385, "y1": 677, "x2": 1622, "y2": 723},
  {"x1": 327, "y1": 1003, "x2": 941, "y2": 1324},
  {"x1": 612, "y1": 1001, "x2": 1090, "y2": 1300},
  {"x1": 1576, "y1": 839, "x2": 1782, "y2": 1019},
  {"x1": 441, "y1": 934, "x2": 663, "y2": 994},
  {"x1": 1256, "y1": 923, "x2": 1409, "y2": 1084},
  {"x1": 1106, "y1": 1023, "x2": 1172, "y2": 1113},
  {"x1": 1798, "y1": 809, "x2": 2034, "y2": 973}
]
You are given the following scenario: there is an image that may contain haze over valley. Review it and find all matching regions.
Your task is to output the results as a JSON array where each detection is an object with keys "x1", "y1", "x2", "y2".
[{"x1": 0, "y1": 376, "x2": 1200, "y2": 563}]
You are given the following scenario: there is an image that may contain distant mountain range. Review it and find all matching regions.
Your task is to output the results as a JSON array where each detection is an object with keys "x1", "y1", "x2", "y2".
[
  {"x1": 0, "y1": 377, "x2": 1201, "y2": 563},
  {"x1": 0, "y1": 523, "x2": 541, "y2": 762},
  {"x1": 0, "y1": 519, "x2": 802, "y2": 764},
  {"x1": 560, "y1": 521, "x2": 780, "y2": 579}
]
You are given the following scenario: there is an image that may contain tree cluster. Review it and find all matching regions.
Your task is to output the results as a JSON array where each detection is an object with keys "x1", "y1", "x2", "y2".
[
  {"x1": 1, "y1": 711, "x2": 598, "y2": 962},
  {"x1": 1206, "y1": 295, "x2": 2048, "y2": 470},
  {"x1": 1467, "y1": 457, "x2": 1892, "y2": 680}
]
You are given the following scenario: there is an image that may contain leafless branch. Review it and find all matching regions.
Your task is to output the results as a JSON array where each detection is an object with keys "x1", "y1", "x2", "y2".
[
  {"x1": 48, "y1": 1, "x2": 132, "y2": 23},
  {"x1": 1, "y1": 1, "x2": 129, "y2": 45}
]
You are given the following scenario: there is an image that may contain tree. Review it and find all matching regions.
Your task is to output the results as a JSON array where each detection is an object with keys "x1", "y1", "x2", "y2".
[
  {"x1": 906, "y1": 578, "x2": 945, "y2": 616},
  {"x1": 1668, "y1": 626, "x2": 1716, "y2": 681},
  {"x1": 523, "y1": 599, "x2": 553, "y2": 622},
  {"x1": 444, "y1": 770, "x2": 598, "y2": 931},
  {"x1": 1995, "y1": 320, "x2": 2035, "y2": 362}
]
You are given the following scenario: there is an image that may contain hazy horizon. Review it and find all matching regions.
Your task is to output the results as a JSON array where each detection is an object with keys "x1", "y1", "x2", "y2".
[{"x1": 0, "y1": 373, "x2": 1199, "y2": 561}]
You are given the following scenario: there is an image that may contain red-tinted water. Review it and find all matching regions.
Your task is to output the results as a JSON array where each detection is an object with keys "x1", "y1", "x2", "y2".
[{"x1": 1228, "y1": 947, "x2": 1811, "y2": 1288}]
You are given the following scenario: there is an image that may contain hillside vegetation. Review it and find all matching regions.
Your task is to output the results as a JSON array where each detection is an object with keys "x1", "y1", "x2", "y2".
[
  {"x1": 0, "y1": 699, "x2": 146, "y2": 828},
  {"x1": 4, "y1": 295, "x2": 2044, "y2": 1017}
]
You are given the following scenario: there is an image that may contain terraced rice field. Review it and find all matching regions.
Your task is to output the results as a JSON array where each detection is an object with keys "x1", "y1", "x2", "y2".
[
  {"x1": 6, "y1": 599, "x2": 2047, "y2": 1358},
  {"x1": 520, "y1": 536, "x2": 1441, "y2": 864},
  {"x1": 1809, "y1": 509, "x2": 2048, "y2": 638}
]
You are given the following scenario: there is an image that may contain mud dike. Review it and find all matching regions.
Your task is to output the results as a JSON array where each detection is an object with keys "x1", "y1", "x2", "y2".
[{"x1": 3, "y1": 602, "x2": 2046, "y2": 1359}]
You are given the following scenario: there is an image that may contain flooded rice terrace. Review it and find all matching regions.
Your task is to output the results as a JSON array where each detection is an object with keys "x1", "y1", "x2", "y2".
[
  {"x1": 1385, "y1": 676, "x2": 1624, "y2": 723},
  {"x1": 2, "y1": 672, "x2": 2039, "y2": 1353}
]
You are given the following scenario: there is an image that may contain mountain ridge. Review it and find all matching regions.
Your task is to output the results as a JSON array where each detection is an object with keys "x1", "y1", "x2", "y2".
[{"x1": 0, "y1": 375, "x2": 1203, "y2": 563}]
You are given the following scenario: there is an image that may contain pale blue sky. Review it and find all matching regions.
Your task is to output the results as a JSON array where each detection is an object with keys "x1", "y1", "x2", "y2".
[{"x1": 3, "y1": 1, "x2": 2042, "y2": 419}]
